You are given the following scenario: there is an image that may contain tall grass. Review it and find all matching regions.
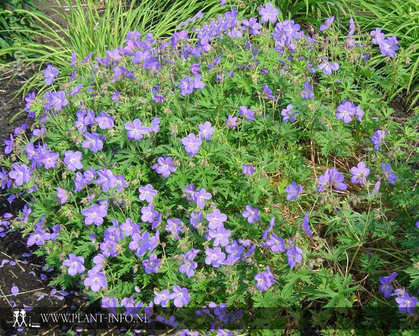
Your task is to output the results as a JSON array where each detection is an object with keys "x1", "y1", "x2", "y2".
[
  {"x1": 344, "y1": 0, "x2": 419, "y2": 108},
  {"x1": 0, "y1": 0, "x2": 226, "y2": 99}
]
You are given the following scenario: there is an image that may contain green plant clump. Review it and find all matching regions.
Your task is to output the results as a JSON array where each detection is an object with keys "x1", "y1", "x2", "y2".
[
  {"x1": 0, "y1": 0, "x2": 40, "y2": 62},
  {"x1": 1, "y1": 3, "x2": 418, "y2": 334}
]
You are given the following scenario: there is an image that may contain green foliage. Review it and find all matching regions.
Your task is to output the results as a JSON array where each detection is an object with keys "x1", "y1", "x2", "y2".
[
  {"x1": 0, "y1": 0, "x2": 40, "y2": 61},
  {"x1": 1, "y1": 3, "x2": 418, "y2": 334},
  {"x1": 342, "y1": 0, "x2": 419, "y2": 108},
  {"x1": 0, "y1": 0, "x2": 230, "y2": 98}
]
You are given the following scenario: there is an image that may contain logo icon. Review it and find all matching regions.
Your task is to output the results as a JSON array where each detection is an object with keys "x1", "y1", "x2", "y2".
[
  {"x1": 11, "y1": 308, "x2": 40, "y2": 328},
  {"x1": 12, "y1": 309, "x2": 27, "y2": 327}
]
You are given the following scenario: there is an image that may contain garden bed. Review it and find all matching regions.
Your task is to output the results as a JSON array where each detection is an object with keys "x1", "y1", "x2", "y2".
[{"x1": 0, "y1": 1, "x2": 418, "y2": 335}]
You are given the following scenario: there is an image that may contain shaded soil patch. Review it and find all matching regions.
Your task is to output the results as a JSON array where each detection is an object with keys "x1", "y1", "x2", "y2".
[{"x1": 0, "y1": 67, "x2": 35, "y2": 144}]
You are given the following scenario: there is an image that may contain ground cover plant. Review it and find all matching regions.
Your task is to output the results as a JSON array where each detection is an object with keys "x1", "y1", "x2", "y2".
[
  {"x1": 0, "y1": 2, "x2": 418, "y2": 334},
  {"x1": 0, "y1": 0, "x2": 232, "y2": 101},
  {"x1": 342, "y1": 0, "x2": 419, "y2": 108},
  {"x1": 0, "y1": 0, "x2": 347, "y2": 104}
]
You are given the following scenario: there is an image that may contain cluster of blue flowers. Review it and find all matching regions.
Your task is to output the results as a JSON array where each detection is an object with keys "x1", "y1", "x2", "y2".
[{"x1": 0, "y1": 2, "x2": 416, "y2": 330}]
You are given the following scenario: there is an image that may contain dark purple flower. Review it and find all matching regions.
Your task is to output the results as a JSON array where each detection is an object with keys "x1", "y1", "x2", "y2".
[
  {"x1": 165, "y1": 218, "x2": 184, "y2": 240},
  {"x1": 225, "y1": 115, "x2": 238, "y2": 129},
  {"x1": 239, "y1": 106, "x2": 255, "y2": 121},
  {"x1": 96, "y1": 112, "x2": 114, "y2": 130},
  {"x1": 181, "y1": 133, "x2": 202, "y2": 156},
  {"x1": 381, "y1": 163, "x2": 398, "y2": 185},
  {"x1": 190, "y1": 64, "x2": 200, "y2": 74},
  {"x1": 263, "y1": 84, "x2": 275, "y2": 99},
  {"x1": 281, "y1": 104, "x2": 298, "y2": 123},
  {"x1": 179, "y1": 75, "x2": 194, "y2": 96},
  {"x1": 302, "y1": 213, "x2": 313, "y2": 238},
  {"x1": 141, "y1": 204, "x2": 157, "y2": 223},
  {"x1": 370, "y1": 28, "x2": 385, "y2": 45},
  {"x1": 44, "y1": 91, "x2": 68, "y2": 111},
  {"x1": 184, "y1": 184, "x2": 196, "y2": 202},
  {"x1": 193, "y1": 188, "x2": 212, "y2": 208},
  {"x1": 152, "y1": 157, "x2": 177, "y2": 178},
  {"x1": 301, "y1": 82, "x2": 314, "y2": 100},
  {"x1": 242, "y1": 164, "x2": 256, "y2": 176},
  {"x1": 56, "y1": 187, "x2": 69, "y2": 204},
  {"x1": 138, "y1": 184, "x2": 157, "y2": 203},
  {"x1": 285, "y1": 181, "x2": 303, "y2": 201},
  {"x1": 262, "y1": 216, "x2": 276, "y2": 240},
  {"x1": 62, "y1": 254, "x2": 85, "y2": 276},
  {"x1": 154, "y1": 289, "x2": 171, "y2": 307},
  {"x1": 286, "y1": 245, "x2": 303, "y2": 269},
  {"x1": 95, "y1": 168, "x2": 118, "y2": 192},
  {"x1": 142, "y1": 254, "x2": 161, "y2": 274},
  {"x1": 350, "y1": 162, "x2": 370, "y2": 185},
  {"x1": 153, "y1": 94, "x2": 164, "y2": 103},
  {"x1": 320, "y1": 16, "x2": 334, "y2": 32},
  {"x1": 395, "y1": 292, "x2": 417, "y2": 314},
  {"x1": 84, "y1": 269, "x2": 107, "y2": 292},
  {"x1": 259, "y1": 3, "x2": 279, "y2": 24},
  {"x1": 179, "y1": 248, "x2": 199, "y2": 277},
  {"x1": 82, "y1": 132, "x2": 104, "y2": 153},
  {"x1": 190, "y1": 211, "x2": 203, "y2": 228},
  {"x1": 379, "y1": 36, "x2": 399, "y2": 58},
  {"x1": 81, "y1": 203, "x2": 107, "y2": 225},
  {"x1": 129, "y1": 232, "x2": 150, "y2": 257},
  {"x1": 11, "y1": 286, "x2": 19, "y2": 296},
  {"x1": 242, "y1": 17, "x2": 261, "y2": 35},
  {"x1": 318, "y1": 57, "x2": 339, "y2": 75},
  {"x1": 125, "y1": 119, "x2": 149, "y2": 140},
  {"x1": 371, "y1": 130, "x2": 386, "y2": 151},
  {"x1": 8, "y1": 163, "x2": 31, "y2": 186},
  {"x1": 64, "y1": 150, "x2": 83, "y2": 171},
  {"x1": 265, "y1": 233, "x2": 285, "y2": 253},
  {"x1": 4, "y1": 134, "x2": 13, "y2": 154},
  {"x1": 39, "y1": 150, "x2": 59, "y2": 169},
  {"x1": 169, "y1": 286, "x2": 190, "y2": 307},
  {"x1": 242, "y1": 205, "x2": 260, "y2": 223},
  {"x1": 329, "y1": 168, "x2": 348, "y2": 191},
  {"x1": 336, "y1": 101, "x2": 356, "y2": 123},
  {"x1": 206, "y1": 209, "x2": 227, "y2": 229},
  {"x1": 355, "y1": 105, "x2": 364, "y2": 122},
  {"x1": 378, "y1": 272, "x2": 398, "y2": 298},
  {"x1": 198, "y1": 121, "x2": 215, "y2": 141},
  {"x1": 208, "y1": 226, "x2": 231, "y2": 247},
  {"x1": 205, "y1": 247, "x2": 226, "y2": 267},
  {"x1": 254, "y1": 266, "x2": 275, "y2": 291},
  {"x1": 44, "y1": 65, "x2": 59, "y2": 85}
]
